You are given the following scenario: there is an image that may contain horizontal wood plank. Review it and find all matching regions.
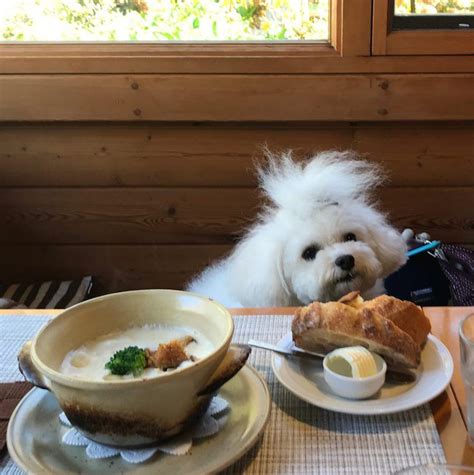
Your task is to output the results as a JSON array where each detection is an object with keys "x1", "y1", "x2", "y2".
[
  {"x1": 0, "y1": 74, "x2": 472, "y2": 121},
  {"x1": 1, "y1": 46, "x2": 473, "y2": 74},
  {"x1": 385, "y1": 30, "x2": 474, "y2": 56},
  {"x1": 1, "y1": 187, "x2": 472, "y2": 244},
  {"x1": 0, "y1": 124, "x2": 351, "y2": 188},
  {"x1": 0, "y1": 244, "x2": 231, "y2": 295},
  {"x1": 1, "y1": 123, "x2": 473, "y2": 187},
  {"x1": 0, "y1": 188, "x2": 254, "y2": 245},
  {"x1": 1, "y1": 243, "x2": 474, "y2": 296}
]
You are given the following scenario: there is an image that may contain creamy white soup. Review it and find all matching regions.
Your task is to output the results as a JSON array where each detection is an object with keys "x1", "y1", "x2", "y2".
[{"x1": 60, "y1": 324, "x2": 214, "y2": 381}]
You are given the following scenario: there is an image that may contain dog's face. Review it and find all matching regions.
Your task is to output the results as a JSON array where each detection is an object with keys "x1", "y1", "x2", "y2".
[{"x1": 279, "y1": 202, "x2": 405, "y2": 303}]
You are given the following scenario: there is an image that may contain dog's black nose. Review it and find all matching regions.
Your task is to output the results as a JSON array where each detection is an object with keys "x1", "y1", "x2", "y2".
[{"x1": 335, "y1": 254, "x2": 355, "y2": 271}]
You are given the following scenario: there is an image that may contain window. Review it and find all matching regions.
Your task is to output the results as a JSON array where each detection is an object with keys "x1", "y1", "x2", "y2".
[
  {"x1": 0, "y1": 0, "x2": 375, "y2": 77},
  {"x1": 393, "y1": 0, "x2": 473, "y2": 30},
  {"x1": 0, "y1": 0, "x2": 470, "y2": 122},
  {"x1": 1, "y1": 0, "x2": 329, "y2": 42},
  {"x1": 373, "y1": 0, "x2": 474, "y2": 54}
]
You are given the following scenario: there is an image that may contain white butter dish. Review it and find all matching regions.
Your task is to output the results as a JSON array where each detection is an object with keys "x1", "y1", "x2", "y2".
[{"x1": 323, "y1": 349, "x2": 387, "y2": 399}]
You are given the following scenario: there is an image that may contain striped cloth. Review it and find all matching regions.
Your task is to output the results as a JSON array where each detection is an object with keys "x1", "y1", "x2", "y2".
[{"x1": 0, "y1": 277, "x2": 93, "y2": 309}]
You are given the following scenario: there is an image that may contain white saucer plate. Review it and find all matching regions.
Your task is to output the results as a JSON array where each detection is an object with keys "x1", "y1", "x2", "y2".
[
  {"x1": 7, "y1": 364, "x2": 270, "y2": 474},
  {"x1": 272, "y1": 333, "x2": 453, "y2": 415}
]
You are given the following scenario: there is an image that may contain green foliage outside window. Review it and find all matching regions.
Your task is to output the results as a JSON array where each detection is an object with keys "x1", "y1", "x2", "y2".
[
  {"x1": 1, "y1": 0, "x2": 329, "y2": 41},
  {"x1": 395, "y1": 0, "x2": 474, "y2": 14}
]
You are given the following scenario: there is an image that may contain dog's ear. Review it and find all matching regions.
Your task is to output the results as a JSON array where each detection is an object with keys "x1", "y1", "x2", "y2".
[
  {"x1": 226, "y1": 225, "x2": 290, "y2": 307},
  {"x1": 367, "y1": 218, "x2": 408, "y2": 277}
]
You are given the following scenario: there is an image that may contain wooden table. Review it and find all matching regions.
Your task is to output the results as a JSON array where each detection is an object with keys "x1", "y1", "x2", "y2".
[
  {"x1": 3, "y1": 306, "x2": 473, "y2": 467},
  {"x1": 230, "y1": 306, "x2": 474, "y2": 467}
]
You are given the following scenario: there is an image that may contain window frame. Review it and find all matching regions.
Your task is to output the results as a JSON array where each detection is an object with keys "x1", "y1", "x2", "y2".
[
  {"x1": 372, "y1": 0, "x2": 474, "y2": 55},
  {"x1": 0, "y1": 0, "x2": 472, "y2": 123},
  {"x1": 0, "y1": 0, "x2": 372, "y2": 74}
]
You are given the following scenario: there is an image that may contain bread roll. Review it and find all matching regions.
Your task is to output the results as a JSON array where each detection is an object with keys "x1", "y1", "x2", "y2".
[
  {"x1": 292, "y1": 297, "x2": 422, "y2": 369},
  {"x1": 338, "y1": 292, "x2": 431, "y2": 348}
]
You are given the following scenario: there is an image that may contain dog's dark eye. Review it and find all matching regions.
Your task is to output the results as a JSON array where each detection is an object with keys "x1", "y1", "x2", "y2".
[
  {"x1": 302, "y1": 245, "x2": 318, "y2": 261},
  {"x1": 344, "y1": 232, "x2": 357, "y2": 242}
]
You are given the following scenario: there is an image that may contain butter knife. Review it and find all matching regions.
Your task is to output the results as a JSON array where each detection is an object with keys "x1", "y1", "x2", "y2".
[{"x1": 248, "y1": 339, "x2": 416, "y2": 383}]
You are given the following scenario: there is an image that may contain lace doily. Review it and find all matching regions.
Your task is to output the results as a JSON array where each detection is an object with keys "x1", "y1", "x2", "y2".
[{"x1": 59, "y1": 396, "x2": 229, "y2": 464}]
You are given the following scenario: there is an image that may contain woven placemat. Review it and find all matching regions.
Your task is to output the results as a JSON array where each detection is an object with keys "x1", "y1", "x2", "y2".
[
  {"x1": 0, "y1": 315, "x2": 52, "y2": 383},
  {"x1": 223, "y1": 314, "x2": 446, "y2": 475},
  {"x1": 0, "y1": 313, "x2": 446, "y2": 475}
]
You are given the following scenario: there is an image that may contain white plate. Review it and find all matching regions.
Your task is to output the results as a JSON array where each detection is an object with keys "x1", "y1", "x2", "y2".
[
  {"x1": 7, "y1": 365, "x2": 270, "y2": 475},
  {"x1": 271, "y1": 333, "x2": 454, "y2": 415}
]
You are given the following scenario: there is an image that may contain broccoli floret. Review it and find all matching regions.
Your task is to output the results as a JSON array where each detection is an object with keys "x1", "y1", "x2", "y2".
[{"x1": 105, "y1": 346, "x2": 147, "y2": 376}]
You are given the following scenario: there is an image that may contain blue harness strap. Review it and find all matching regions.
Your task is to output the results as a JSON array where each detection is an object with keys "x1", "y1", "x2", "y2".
[{"x1": 406, "y1": 240, "x2": 441, "y2": 258}]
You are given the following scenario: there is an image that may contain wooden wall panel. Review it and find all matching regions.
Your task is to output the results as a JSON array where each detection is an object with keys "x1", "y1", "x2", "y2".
[
  {"x1": 353, "y1": 126, "x2": 474, "y2": 187},
  {"x1": 0, "y1": 244, "x2": 231, "y2": 295},
  {"x1": 1, "y1": 124, "x2": 473, "y2": 187},
  {"x1": 0, "y1": 188, "x2": 253, "y2": 245},
  {"x1": 1, "y1": 122, "x2": 472, "y2": 293},
  {"x1": 1, "y1": 74, "x2": 472, "y2": 121},
  {"x1": 1, "y1": 187, "x2": 472, "y2": 245},
  {"x1": 0, "y1": 124, "x2": 351, "y2": 187},
  {"x1": 3, "y1": 243, "x2": 474, "y2": 295},
  {"x1": 2, "y1": 54, "x2": 472, "y2": 75}
]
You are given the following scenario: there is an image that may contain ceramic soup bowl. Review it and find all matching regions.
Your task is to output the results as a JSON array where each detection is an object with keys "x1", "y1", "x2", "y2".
[{"x1": 18, "y1": 289, "x2": 250, "y2": 448}]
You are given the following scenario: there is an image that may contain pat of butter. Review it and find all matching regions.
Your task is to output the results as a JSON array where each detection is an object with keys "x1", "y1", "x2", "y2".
[{"x1": 325, "y1": 346, "x2": 378, "y2": 379}]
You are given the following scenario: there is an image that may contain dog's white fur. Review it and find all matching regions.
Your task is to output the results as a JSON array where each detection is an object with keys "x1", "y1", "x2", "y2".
[{"x1": 188, "y1": 150, "x2": 407, "y2": 307}]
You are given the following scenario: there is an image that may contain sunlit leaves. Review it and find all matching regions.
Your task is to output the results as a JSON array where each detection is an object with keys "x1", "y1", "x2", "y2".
[{"x1": 0, "y1": 0, "x2": 330, "y2": 41}]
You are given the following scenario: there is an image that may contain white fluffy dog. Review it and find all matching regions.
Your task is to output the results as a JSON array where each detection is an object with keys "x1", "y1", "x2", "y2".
[{"x1": 188, "y1": 151, "x2": 407, "y2": 307}]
